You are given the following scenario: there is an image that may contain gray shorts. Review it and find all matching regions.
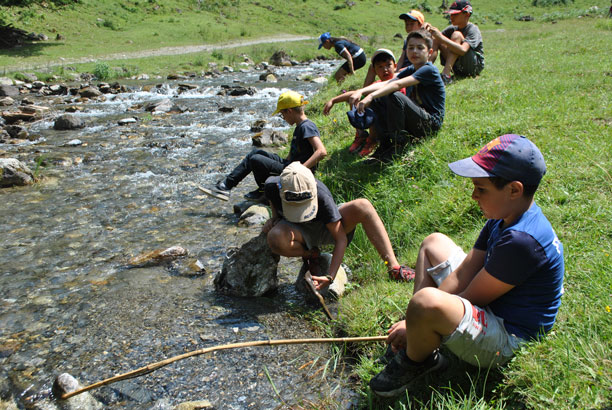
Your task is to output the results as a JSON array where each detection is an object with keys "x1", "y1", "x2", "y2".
[
  {"x1": 442, "y1": 47, "x2": 484, "y2": 77},
  {"x1": 430, "y1": 246, "x2": 526, "y2": 367}
]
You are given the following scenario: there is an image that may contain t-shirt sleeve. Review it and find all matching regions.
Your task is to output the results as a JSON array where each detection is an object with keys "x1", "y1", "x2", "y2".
[
  {"x1": 298, "y1": 120, "x2": 320, "y2": 139},
  {"x1": 411, "y1": 64, "x2": 438, "y2": 86},
  {"x1": 474, "y1": 220, "x2": 493, "y2": 251},
  {"x1": 334, "y1": 41, "x2": 348, "y2": 56},
  {"x1": 315, "y1": 181, "x2": 341, "y2": 224},
  {"x1": 484, "y1": 230, "x2": 547, "y2": 286},
  {"x1": 462, "y1": 24, "x2": 482, "y2": 50},
  {"x1": 396, "y1": 65, "x2": 415, "y2": 79}
]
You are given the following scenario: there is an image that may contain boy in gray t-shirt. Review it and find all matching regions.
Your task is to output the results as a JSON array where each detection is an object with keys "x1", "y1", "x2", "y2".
[{"x1": 423, "y1": 0, "x2": 484, "y2": 84}]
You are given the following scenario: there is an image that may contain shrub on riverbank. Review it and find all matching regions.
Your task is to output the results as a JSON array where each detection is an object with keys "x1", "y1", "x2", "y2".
[{"x1": 308, "y1": 16, "x2": 611, "y2": 410}]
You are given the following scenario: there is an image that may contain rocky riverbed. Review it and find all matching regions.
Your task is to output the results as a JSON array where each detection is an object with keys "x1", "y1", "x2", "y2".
[{"x1": 0, "y1": 59, "x2": 363, "y2": 409}]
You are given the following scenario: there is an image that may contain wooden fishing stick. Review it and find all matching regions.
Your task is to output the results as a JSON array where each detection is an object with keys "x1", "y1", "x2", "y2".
[{"x1": 58, "y1": 335, "x2": 387, "y2": 400}]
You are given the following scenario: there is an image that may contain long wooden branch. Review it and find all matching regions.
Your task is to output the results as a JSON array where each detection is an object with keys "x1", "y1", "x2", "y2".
[{"x1": 58, "y1": 335, "x2": 387, "y2": 400}]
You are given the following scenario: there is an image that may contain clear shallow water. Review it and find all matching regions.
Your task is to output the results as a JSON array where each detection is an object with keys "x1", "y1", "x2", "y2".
[{"x1": 0, "y1": 62, "x2": 360, "y2": 408}]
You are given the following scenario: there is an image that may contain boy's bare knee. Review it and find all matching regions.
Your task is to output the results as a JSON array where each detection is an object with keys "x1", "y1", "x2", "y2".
[
  {"x1": 421, "y1": 232, "x2": 449, "y2": 250},
  {"x1": 266, "y1": 227, "x2": 285, "y2": 254},
  {"x1": 450, "y1": 31, "x2": 465, "y2": 43},
  {"x1": 407, "y1": 287, "x2": 446, "y2": 319}
]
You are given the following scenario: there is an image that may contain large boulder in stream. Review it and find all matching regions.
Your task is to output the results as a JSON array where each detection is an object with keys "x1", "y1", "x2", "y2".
[
  {"x1": 54, "y1": 114, "x2": 85, "y2": 130},
  {"x1": 0, "y1": 85, "x2": 19, "y2": 97},
  {"x1": 214, "y1": 232, "x2": 280, "y2": 297},
  {"x1": 0, "y1": 158, "x2": 34, "y2": 187}
]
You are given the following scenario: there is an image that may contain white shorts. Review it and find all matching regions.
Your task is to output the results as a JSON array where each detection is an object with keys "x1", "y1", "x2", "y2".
[{"x1": 430, "y1": 246, "x2": 526, "y2": 367}]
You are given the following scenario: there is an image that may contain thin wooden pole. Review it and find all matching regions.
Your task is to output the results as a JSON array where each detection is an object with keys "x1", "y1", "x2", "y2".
[{"x1": 58, "y1": 335, "x2": 387, "y2": 400}]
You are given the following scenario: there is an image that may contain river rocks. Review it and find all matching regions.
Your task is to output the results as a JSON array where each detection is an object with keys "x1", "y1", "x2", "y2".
[
  {"x1": 218, "y1": 106, "x2": 234, "y2": 113},
  {"x1": 269, "y1": 50, "x2": 293, "y2": 67},
  {"x1": 175, "y1": 400, "x2": 213, "y2": 410},
  {"x1": 4, "y1": 125, "x2": 28, "y2": 139},
  {"x1": 54, "y1": 114, "x2": 85, "y2": 130},
  {"x1": 260, "y1": 73, "x2": 277, "y2": 83},
  {"x1": 0, "y1": 97, "x2": 14, "y2": 106},
  {"x1": 251, "y1": 129, "x2": 288, "y2": 147},
  {"x1": 118, "y1": 117, "x2": 137, "y2": 125},
  {"x1": 78, "y1": 87, "x2": 102, "y2": 98},
  {"x1": 0, "y1": 77, "x2": 14, "y2": 86},
  {"x1": 217, "y1": 85, "x2": 256, "y2": 97},
  {"x1": 250, "y1": 119, "x2": 266, "y2": 133},
  {"x1": 144, "y1": 98, "x2": 185, "y2": 114},
  {"x1": 52, "y1": 373, "x2": 103, "y2": 410},
  {"x1": 128, "y1": 245, "x2": 188, "y2": 267},
  {"x1": 0, "y1": 158, "x2": 34, "y2": 187},
  {"x1": 1, "y1": 110, "x2": 37, "y2": 124},
  {"x1": 214, "y1": 232, "x2": 280, "y2": 297},
  {"x1": 238, "y1": 204, "x2": 269, "y2": 226},
  {"x1": 0, "y1": 85, "x2": 19, "y2": 97},
  {"x1": 0, "y1": 129, "x2": 9, "y2": 142}
]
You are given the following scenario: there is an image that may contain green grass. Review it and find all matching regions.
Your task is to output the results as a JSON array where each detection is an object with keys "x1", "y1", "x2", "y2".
[
  {"x1": 309, "y1": 15, "x2": 611, "y2": 410},
  {"x1": 2, "y1": 0, "x2": 611, "y2": 408}
]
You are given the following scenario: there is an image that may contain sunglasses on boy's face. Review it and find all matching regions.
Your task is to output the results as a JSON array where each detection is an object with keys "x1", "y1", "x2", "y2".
[{"x1": 284, "y1": 191, "x2": 313, "y2": 202}]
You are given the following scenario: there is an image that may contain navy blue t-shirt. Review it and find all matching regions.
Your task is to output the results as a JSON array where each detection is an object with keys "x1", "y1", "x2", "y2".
[
  {"x1": 474, "y1": 203, "x2": 565, "y2": 340},
  {"x1": 397, "y1": 62, "x2": 446, "y2": 128},
  {"x1": 333, "y1": 39, "x2": 362, "y2": 58},
  {"x1": 287, "y1": 119, "x2": 320, "y2": 171}
]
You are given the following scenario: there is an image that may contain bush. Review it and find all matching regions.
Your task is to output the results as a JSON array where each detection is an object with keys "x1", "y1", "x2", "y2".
[
  {"x1": 93, "y1": 62, "x2": 113, "y2": 80},
  {"x1": 532, "y1": 0, "x2": 573, "y2": 6}
]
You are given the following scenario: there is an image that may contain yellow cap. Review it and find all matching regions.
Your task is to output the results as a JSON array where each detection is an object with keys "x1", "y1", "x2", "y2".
[{"x1": 272, "y1": 91, "x2": 308, "y2": 115}]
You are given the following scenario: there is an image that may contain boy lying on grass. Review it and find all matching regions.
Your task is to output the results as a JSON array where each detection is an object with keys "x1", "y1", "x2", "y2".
[{"x1": 369, "y1": 134, "x2": 565, "y2": 397}]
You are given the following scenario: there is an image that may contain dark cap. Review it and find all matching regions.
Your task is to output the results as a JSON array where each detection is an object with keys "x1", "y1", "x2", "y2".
[
  {"x1": 346, "y1": 106, "x2": 376, "y2": 130},
  {"x1": 445, "y1": 0, "x2": 473, "y2": 14},
  {"x1": 448, "y1": 134, "x2": 546, "y2": 186}
]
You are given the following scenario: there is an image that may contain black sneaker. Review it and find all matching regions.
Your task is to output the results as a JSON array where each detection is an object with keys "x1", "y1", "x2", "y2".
[
  {"x1": 214, "y1": 180, "x2": 231, "y2": 196},
  {"x1": 374, "y1": 345, "x2": 396, "y2": 365},
  {"x1": 369, "y1": 349, "x2": 447, "y2": 398},
  {"x1": 244, "y1": 188, "x2": 265, "y2": 202}
]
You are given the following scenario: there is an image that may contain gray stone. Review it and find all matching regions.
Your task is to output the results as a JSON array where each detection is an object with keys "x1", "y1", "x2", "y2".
[
  {"x1": 54, "y1": 114, "x2": 85, "y2": 130},
  {"x1": 118, "y1": 117, "x2": 137, "y2": 125},
  {"x1": 31, "y1": 80, "x2": 45, "y2": 89},
  {"x1": 4, "y1": 125, "x2": 28, "y2": 139},
  {"x1": 250, "y1": 119, "x2": 267, "y2": 133},
  {"x1": 175, "y1": 400, "x2": 213, "y2": 410},
  {"x1": 52, "y1": 373, "x2": 103, "y2": 410},
  {"x1": 238, "y1": 204, "x2": 269, "y2": 226},
  {"x1": 0, "y1": 77, "x2": 14, "y2": 86},
  {"x1": 0, "y1": 97, "x2": 14, "y2": 106},
  {"x1": 21, "y1": 73, "x2": 38, "y2": 83},
  {"x1": 311, "y1": 77, "x2": 328, "y2": 84},
  {"x1": 252, "y1": 129, "x2": 288, "y2": 147},
  {"x1": 144, "y1": 98, "x2": 184, "y2": 114},
  {"x1": 269, "y1": 51, "x2": 292, "y2": 67},
  {"x1": 78, "y1": 87, "x2": 102, "y2": 98},
  {"x1": 65, "y1": 139, "x2": 83, "y2": 147},
  {"x1": 128, "y1": 245, "x2": 188, "y2": 266},
  {"x1": 0, "y1": 85, "x2": 19, "y2": 97},
  {"x1": 0, "y1": 158, "x2": 34, "y2": 187},
  {"x1": 0, "y1": 129, "x2": 9, "y2": 142},
  {"x1": 214, "y1": 232, "x2": 280, "y2": 297}
]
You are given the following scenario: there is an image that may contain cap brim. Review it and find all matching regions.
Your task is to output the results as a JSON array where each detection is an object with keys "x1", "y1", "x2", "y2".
[
  {"x1": 399, "y1": 13, "x2": 417, "y2": 20},
  {"x1": 445, "y1": 9, "x2": 463, "y2": 14},
  {"x1": 282, "y1": 199, "x2": 318, "y2": 223},
  {"x1": 448, "y1": 158, "x2": 494, "y2": 178}
]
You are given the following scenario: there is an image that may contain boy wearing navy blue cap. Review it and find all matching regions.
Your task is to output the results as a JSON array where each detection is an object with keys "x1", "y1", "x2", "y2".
[
  {"x1": 369, "y1": 134, "x2": 565, "y2": 397},
  {"x1": 318, "y1": 32, "x2": 367, "y2": 83}
]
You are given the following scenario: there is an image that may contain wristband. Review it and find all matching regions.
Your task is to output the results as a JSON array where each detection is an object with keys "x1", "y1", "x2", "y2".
[{"x1": 325, "y1": 275, "x2": 334, "y2": 284}]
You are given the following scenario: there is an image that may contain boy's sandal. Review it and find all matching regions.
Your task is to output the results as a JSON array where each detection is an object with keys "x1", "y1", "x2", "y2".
[{"x1": 388, "y1": 265, "x2": 416, "y2": 282}]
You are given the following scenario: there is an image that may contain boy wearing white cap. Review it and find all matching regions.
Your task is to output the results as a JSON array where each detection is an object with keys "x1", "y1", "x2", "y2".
[
  {"x1": 369, "y1": 135, "x2": 564, "y2": 397},
  {"x1": 263, "y1": 162, "x2": 414, "y2": 294},
  {"x1": 214, "y1": 91, "x2": 326, "y2": 202}
]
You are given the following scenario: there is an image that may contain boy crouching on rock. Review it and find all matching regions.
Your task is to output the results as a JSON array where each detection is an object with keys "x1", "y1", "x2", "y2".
[{"x1": 262, "y1": 162, "x2": 414, "y2": 298}]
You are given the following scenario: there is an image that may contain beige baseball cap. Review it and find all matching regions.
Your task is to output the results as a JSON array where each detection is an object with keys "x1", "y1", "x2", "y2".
[{"x1": 279, "y1": 162, "x2": 318, "y2": 222}]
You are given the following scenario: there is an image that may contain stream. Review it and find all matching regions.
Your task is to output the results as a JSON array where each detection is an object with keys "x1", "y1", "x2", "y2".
[{"x1": 0, "y1": 61, "x2": 361, "y2": 409}]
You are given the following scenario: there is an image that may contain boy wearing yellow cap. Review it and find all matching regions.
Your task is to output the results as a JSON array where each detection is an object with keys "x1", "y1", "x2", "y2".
[
  {"x1": 396, "y1": 10, "x2": 426, "y2": 71},
  {"x1": 214, "y1": 91, "x2": 327, "y2": 202}
]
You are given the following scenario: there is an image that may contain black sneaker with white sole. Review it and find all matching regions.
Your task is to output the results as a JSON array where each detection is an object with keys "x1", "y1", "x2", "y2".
[
  {"x1": 243, "y1": 188, "x2": 266, "y2": 202},
  {"x1": 214, "y1": 180, "x2": 231, "y2": 196},
  {"x1": 369, "y1": 349, "x2": 447, "y2": 397}
]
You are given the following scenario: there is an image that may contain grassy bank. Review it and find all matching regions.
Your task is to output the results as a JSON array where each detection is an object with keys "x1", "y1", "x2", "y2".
[
  {"x1": 2, "y1": 0, "x2": 611, "y2": 408},
  {"x1": 309, "y1": 14, "x2": 611, "y2": 410}
]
